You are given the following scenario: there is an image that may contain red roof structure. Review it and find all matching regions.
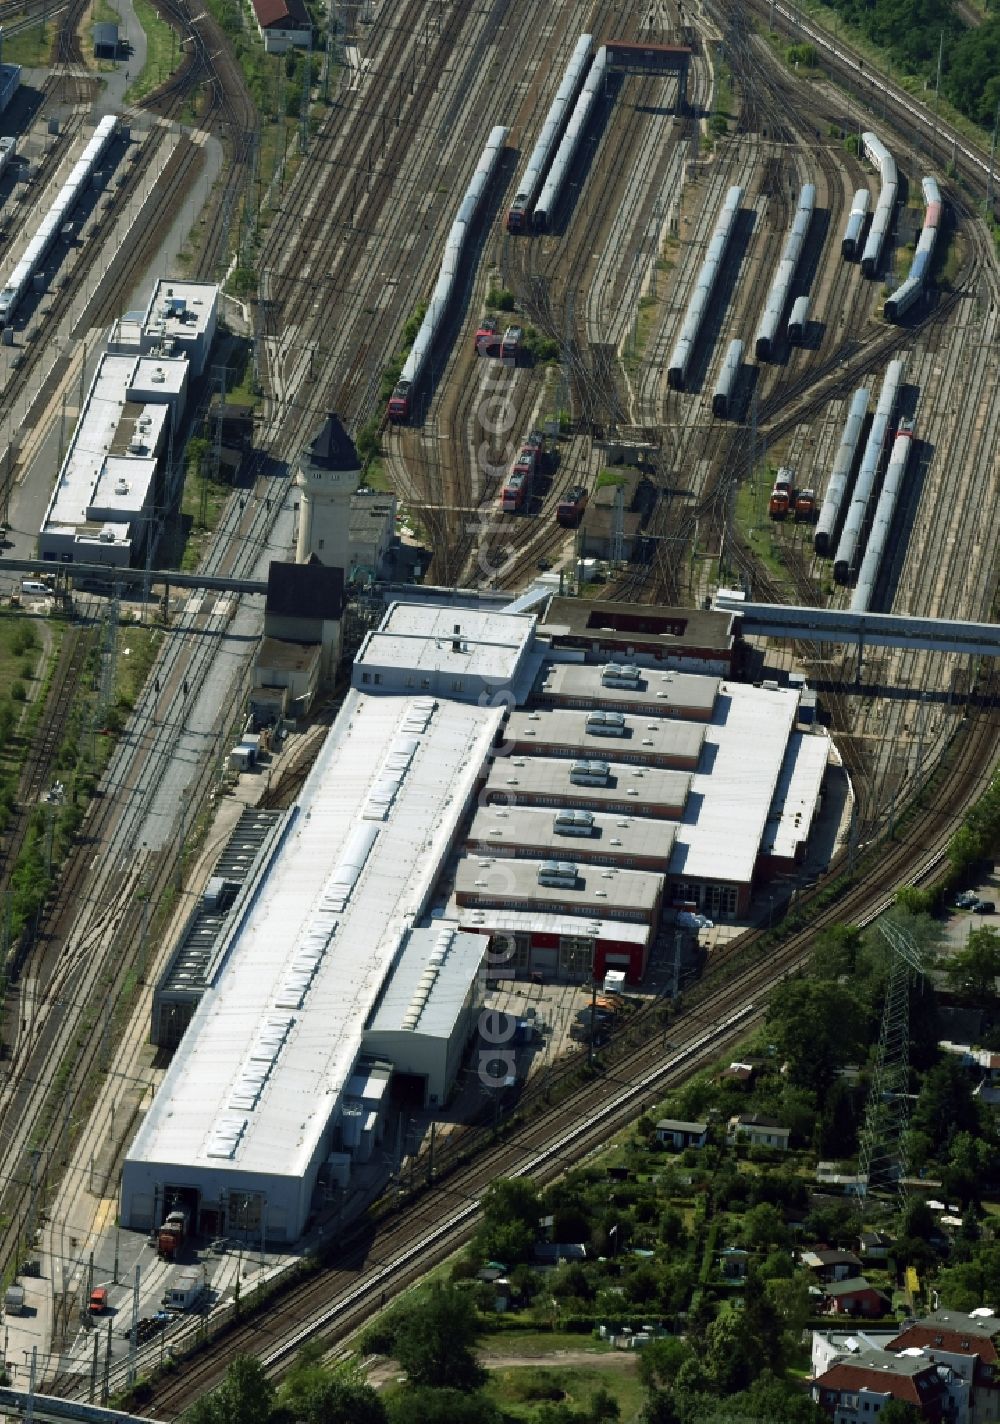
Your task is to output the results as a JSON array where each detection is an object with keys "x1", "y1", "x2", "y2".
[
  {"x1": 815, "y1": 1361, "x2": 946, "y2": 1420},
  {"x1": 252, "y1": 0, "x2": 310, "y2": 29}
]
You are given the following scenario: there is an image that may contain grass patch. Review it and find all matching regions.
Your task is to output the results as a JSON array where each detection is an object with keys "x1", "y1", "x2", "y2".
[
  {"x1": 481, "y1": 1331, "x2": 613, "y2": 1357},
  {"x1": 594, "y1": 469, "x2": 629, "y2": 492},
  {"x1": 116, "y1": 627, "x2": 161, "y2": 711},
  {"x1": 483, "y1": 1360, "x2": 645, "y2": 1422},
  {"x1": 732, "y1": 474, "x2": 796, "y2": 586},
  {"x1": 2, "y1": 18, "x2": 52, "y2": 65},
  {"x1": 710, "y1": 49, "x2": 735, "y2": 134},
  {"x1": 360, "y1": 457, "x2": 391, "y2": 493},
  {"x1": 0, "y1": 613, "x2": 49, "y2": 837},
  {"x1": 125, "y1": 0, "x2": 184, "y2": 100},
  {"x1": 179, "y1": 471, "x2": 231, "y2": 571}
]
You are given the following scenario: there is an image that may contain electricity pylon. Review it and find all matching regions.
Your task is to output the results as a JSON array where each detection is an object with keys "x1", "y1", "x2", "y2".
[{"x1": 857, "y1": 918, "x2": 925, "y2": 1213}]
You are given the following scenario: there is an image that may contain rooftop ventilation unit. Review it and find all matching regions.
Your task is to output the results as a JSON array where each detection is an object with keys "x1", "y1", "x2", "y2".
[
  {"x1": 587, "y1": 710, "x2": 627, "y2": 736},
  {"x1": 602, "y1": 663, "x2": 641, "y2": 688},
  {"x1": 570, "y1": 759, "x2": 610, "y2": 785},
  {"x1": 538, "y1": 860, "x2": 578, "y2": 887},
  {"x1": 554, "y1": 809, "x2": 594, "y2": 836}
]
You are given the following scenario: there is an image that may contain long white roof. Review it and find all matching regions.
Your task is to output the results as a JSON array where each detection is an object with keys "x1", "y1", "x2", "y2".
[
  {"x1": 669, "y1": 683, "x2": 801, "y2": 885},
  {"x1": 126, "y1": 690, "x2": 503, "y2": 1182}
]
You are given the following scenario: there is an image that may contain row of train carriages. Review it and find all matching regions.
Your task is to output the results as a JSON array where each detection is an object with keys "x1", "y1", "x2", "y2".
[
  {"x1": 0, "y1": 115, "x2": 122, "y2": 329},
  {"x1": 812, "y1": 358, "x2": 918, "y2": 610},
  {"x1": 692, "y1": 132, "x2": 943, "y2": 415}
]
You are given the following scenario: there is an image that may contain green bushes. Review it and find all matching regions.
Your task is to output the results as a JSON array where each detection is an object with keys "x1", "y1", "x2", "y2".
[{"x1": 485, "y1": 286, "x2": 515, "y2": 311}]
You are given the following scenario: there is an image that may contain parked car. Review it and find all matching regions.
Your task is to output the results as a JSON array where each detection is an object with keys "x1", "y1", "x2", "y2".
[
  {"x1": 954, "y1": 892, "x2": 978, "y2": 909},
  {"x1": 974, "y1": 900, "x2": 996, "y2": 914}
]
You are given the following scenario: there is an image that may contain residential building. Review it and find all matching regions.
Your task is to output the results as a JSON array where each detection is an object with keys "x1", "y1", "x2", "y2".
[
  {"x1": 655, "y1": 1119, "x2": 707, "y2": 1149},
  {"x1": 727, "y1": 1114, "x2": 792, "y2": 1150},
  {"x1": 802, "y1": 1249, "x2": 865, "y2": 1283},
  {"x1": 823, "y1": 1277, "x2": 892, "y2": 1319},
  {"x1": 251, "y1": 0, "x2": 312, "y2": 51},
  {"x1": 813, "y1": 1356, "x2": 952, "y2": 1423}
]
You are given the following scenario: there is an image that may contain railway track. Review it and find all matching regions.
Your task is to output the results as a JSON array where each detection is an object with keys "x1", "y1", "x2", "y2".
[{"x1": 0, "y1": 626, "x2": 94, "y2": 917}]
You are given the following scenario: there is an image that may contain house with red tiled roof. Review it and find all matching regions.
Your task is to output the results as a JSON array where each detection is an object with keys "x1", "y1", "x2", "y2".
[
  {"x1": 250, "y1": 0, "x2": 311, "y2": 53},
  {"x1": 822, "y1": 1277, "x2": 892, "y2": 1319},
  {"x1": 812, "y1": 1355, "x2": 953, "y2": 1423},
  {"x1": 888, "y1": 1309, "x2": 1000, "y2": 1424}
]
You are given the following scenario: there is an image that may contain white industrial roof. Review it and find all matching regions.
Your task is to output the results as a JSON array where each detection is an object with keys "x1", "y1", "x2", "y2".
[
  {"x1": 355, "y1": 601, "x2": 537, "y2": 684},
  {"x1": 458, "y1": 908, "x2": 651, "y2": 946},
  {"x1": 537, "y1": 662, "x2": 720, "y2": 714},
  {"x1": 455, "y1": 856, "x2": 663, "y2": 914},
  {"x1": 142, "y1": 279, "x2": 219, "y2": 342},
  {"x1": 669, "y1": 683, "x2": 801, "y2": 885},
  {"x1": 484, "y1": 755, "x2": 691, "y2": 810},
  {"x1": 133, "y1": 356, "x2": 187, "y2": 396},
  {"x1": 506, "y1": 708, "x2": 705, "y2": 763},
  {"x1": 125, "y1": 690, "x2": 503, "y2": 1183},
  {"x1": 366, "y1": 922, "x2": 486, "y2": 1041},
  {"x1": 466, "y1": 805, "x2": 677, "y2": 861},
  {"x1": 761, "y1": 730, "x2": 830, "y2": 858},
  {"x1": 41, "y1": 353, "x2": 172, "y2": 535}
]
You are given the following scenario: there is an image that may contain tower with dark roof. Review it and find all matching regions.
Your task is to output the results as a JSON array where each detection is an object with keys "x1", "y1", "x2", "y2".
[{"x1": 294, "y1": 413, "x2": 359, "y2": 569}]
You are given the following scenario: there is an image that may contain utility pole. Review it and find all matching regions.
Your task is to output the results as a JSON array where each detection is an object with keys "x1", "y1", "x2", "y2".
[
  {"x1": 89, "y1": 1333, "x2": 99, "y2": 1402},
  {"x1": 101, "y1": 1319, "x2": 112, "y2": 1405},
  {"x1": 126, "y1": 1263, "x2": 140, "y2": 1386}
]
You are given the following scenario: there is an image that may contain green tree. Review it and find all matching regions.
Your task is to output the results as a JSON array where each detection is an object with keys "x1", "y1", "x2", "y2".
[
  {"x1": 183, "y1": 1357, "x2": 274, "y2": 1424},
  {"x1": 392, "y1": 1283, "x2": 485, "y2": 1391},
  {"x1": 766, "y1": 1272, "x2": 812, "y2": 1341},
  {"x1": 946, "y1": 927, "x2": 1000, "y2": 997},
  {"x1": 910, "y1": 1057, "x2": 981, "y2": 1157},
  {"x1": 766, "y1": 979, "x2": 862, "y2": 1091},
  {"x1": 732, "y1": 1372, "x2": 825, "y2": 1423},
  {"x1": 475, "y1": 1177, "x2": 542, "y2": 1264},
  {"x1": 277, "y1": 1350, "x2": 385, "y2": 1424},
  {"x1": 638, "y1": 1337, "x2": 691, "y2": 1391},
  {"x1": 384, "y1": 1387, "x2": 500, "y2": 1424},
  {"x1": 741, "y1": 1202, "x2": 789, "y2": 1252},
  {"x1": 641, "y1": 1393, "x2": 681, "y2": 1424},
  {"x1": 877, "y1": 1401, "x2": 923, "y2": 1424}
]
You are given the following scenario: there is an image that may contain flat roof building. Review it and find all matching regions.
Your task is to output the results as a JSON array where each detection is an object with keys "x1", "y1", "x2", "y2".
[
  {"x1": 483, "y1": 755, "x2": 691, "y2": 819},
  {"x1": 505, "y1": 708, "x2": 705, "y2": 770},
  {"x1": 121, "y1": 690, "x2": 503, "y2": 1243},
  {"x1": 39, "y1": 352, "x2": 187, "y2": 566},
  {"x1": 151, "y1": 809, "x2": 286, "y2": 1048},
  {"x1": 362, "y1": 923, "x2": 487, "y2": 1107},
  {"x1": 667, "y1": 683, "x2": 820, "y2": 918},
  {"x1": 454, "y1": 856, "x2": 664, "y2": 925},
  {"x1": 540, "y1": 598, "x2": 740, "y2": 675},
  {"x1": 353, "y1": 602, "x2": 539, "y2": 704},
  {"x1": 110, "y1": 280, "x2": 219, "y2": 379},
  {"x1": 534, "y1": 662, "x2": 720, "y2": 721},
  {"x1": 760, "y1": 730, "x2": 830, "y2": 868},
  {"x1": 466, "y1": 805, "x2": 677, "y2": 872}
]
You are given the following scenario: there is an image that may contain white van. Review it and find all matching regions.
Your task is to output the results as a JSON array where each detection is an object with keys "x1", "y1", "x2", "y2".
[{"x1": 21, "y1": 579, "x2": 51, "y2": 596}]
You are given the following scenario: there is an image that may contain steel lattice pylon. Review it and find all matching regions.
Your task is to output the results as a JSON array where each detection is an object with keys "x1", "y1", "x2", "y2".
[{"x1": 857, "y1": 920, "x2": 925, "y2": 1213}]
